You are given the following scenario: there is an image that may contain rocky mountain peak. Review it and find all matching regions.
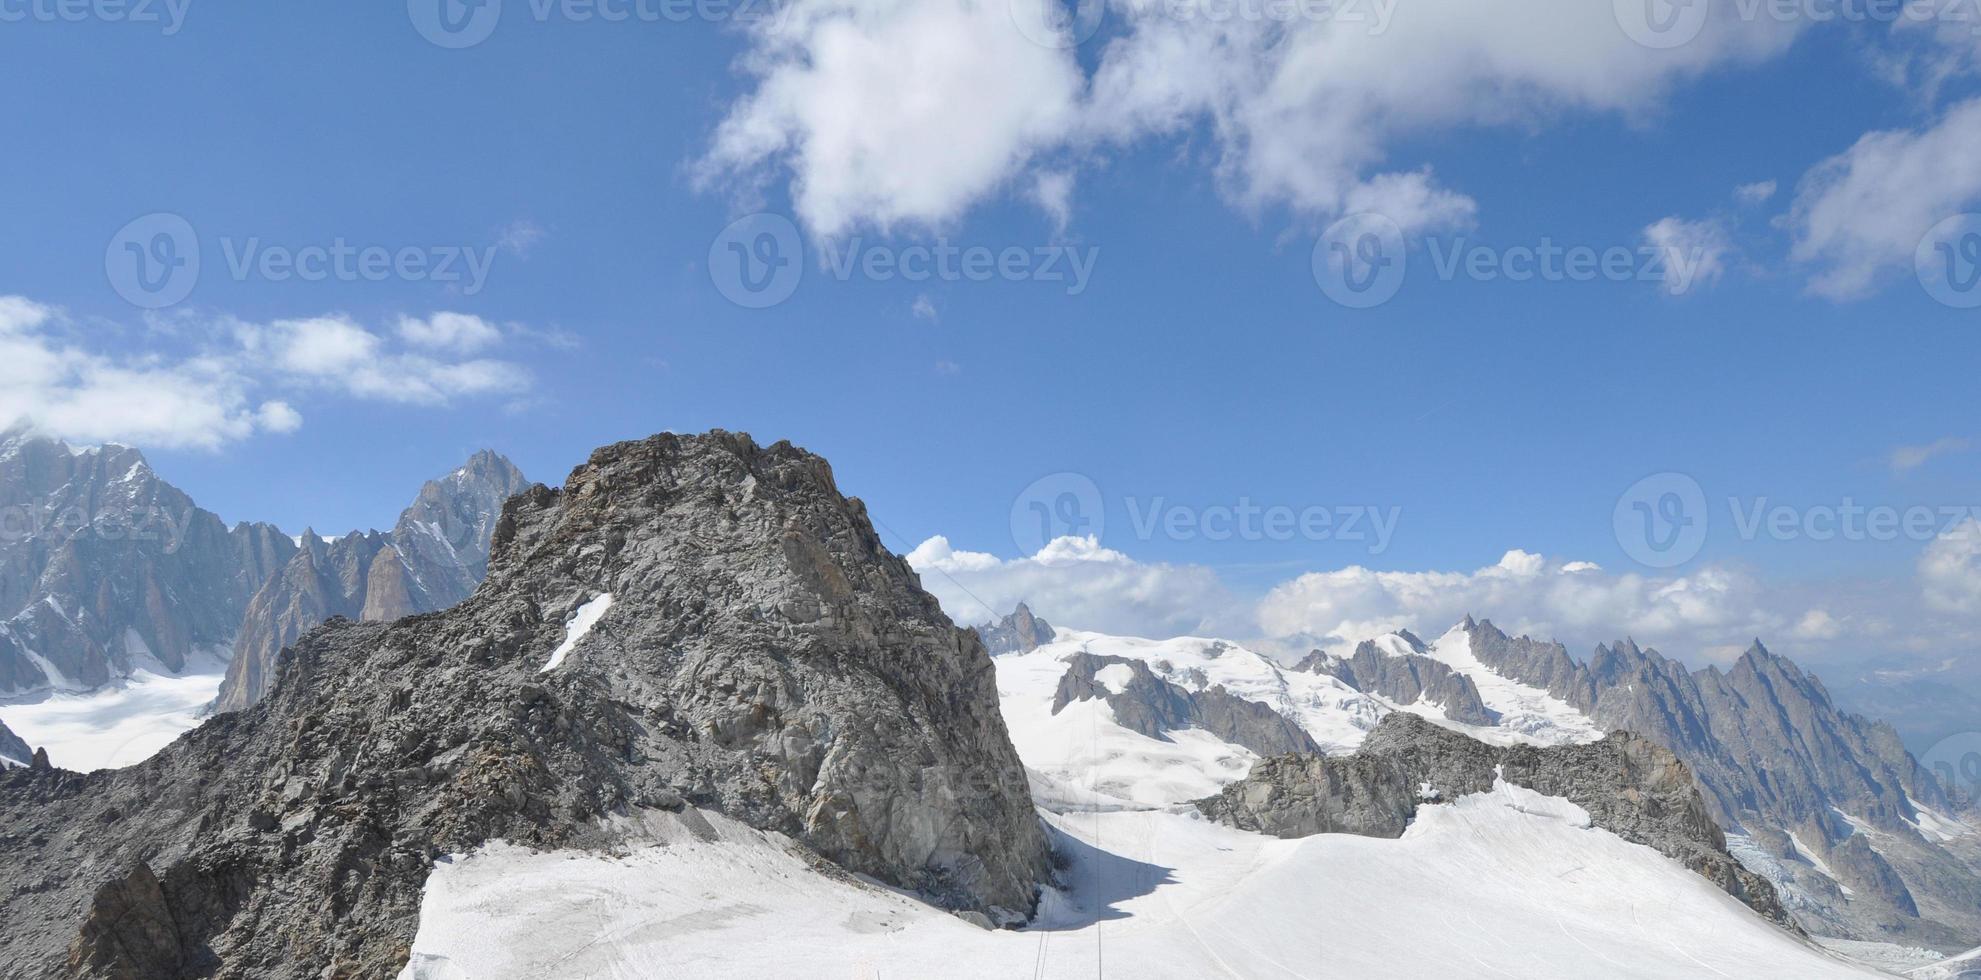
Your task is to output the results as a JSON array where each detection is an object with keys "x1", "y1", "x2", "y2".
[
  {"x1": 0, "y1": 430, "x2": 1052, "y2": 978},
  {"x1": 976, "y1": 601, "x2": 1056, "y2": 655},
  {"x1": 0, "y1": 433, "x2": 295, "y2": 692}
]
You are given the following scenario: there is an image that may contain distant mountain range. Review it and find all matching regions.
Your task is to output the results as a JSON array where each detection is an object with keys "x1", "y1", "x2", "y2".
[
  {"x1": 0, "y1": 429, "x2": 294, "y2": 692},
  {"x1": 0, "y1": 429, "x2": 523, "y2": 716}
]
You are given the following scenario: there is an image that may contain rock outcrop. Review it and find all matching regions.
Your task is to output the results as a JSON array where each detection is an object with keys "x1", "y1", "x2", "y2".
[
  {"x1": 1051, "y1": 652, "x2": 1321, "y2": 758},
  {"x1": 0, "y1": 716, "x2": 31, "y2": 766},
  {"x1": 1197, "y1": 712, "x2": 1793, "y2": 928},
  {"x1": 1297, "y1": 637, "x2": 1495, "y2": 727},
  {"x1": 0, "y1": 431, "x2": 1051, "y2": 979},
  {"x1": 213, "y1": 452, "x2": 528, "y2": 713},
  {"x1": 976, "y1": 603, "x2": 1055, "y2": 655},
  {"x1": 0, "y1": 431, "x2": 295, "y2": 693}
]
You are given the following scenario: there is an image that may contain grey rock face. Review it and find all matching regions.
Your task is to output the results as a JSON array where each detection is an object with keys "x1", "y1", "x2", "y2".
[
  {"x1": 0, "y1": 716, "x2": 31, "y2": 766},
  {"x1": 1297, "y1": 639, "x2": 1495, "y2": 727},
  {"x1": 1197, "y1": 712, "x2": 1794, "y2": 928},
  {"x1": 0, "y1": 431, "x2": 1050, "y2": 979},
  {"x1": 0, "y1": 431, "x2": 296, "y2": 693},
  {"x1": 1051, "y1": 652, "x2": 1321, "y2": 758},
  {"x1": 1462, "y1": 616, "x2": 1981, "y2": 946},
  {"x1": 213, "y1": 452, "x2": 528, "y2": 713},
  {"x1": 976, "y1": 602, "x2": 1055, "y2": 655}
]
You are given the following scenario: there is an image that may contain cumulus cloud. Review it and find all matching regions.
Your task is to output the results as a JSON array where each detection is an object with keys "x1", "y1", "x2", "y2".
[
  {"x1": 397, "y1": 312, "x2": 504, "y2": 353},
  {"x1": 699, "y1": 0, "x2": 1086, "y2": 237},
  {"x1": 702, "y1": 0, "x2": 1799, "y2": 239},
  {"x1": 0, "y1": 297, "x2": 534, "y2": 451},
  {"x1": 1789, "y1": 97, "x2": 1981, "y2": 299},
  {"x1": 905, "y1": 534, "x2": 1242, "y2": 638},
  {"x1": 1254, "y1": 549, "x2": 1797, "y2": 657}
]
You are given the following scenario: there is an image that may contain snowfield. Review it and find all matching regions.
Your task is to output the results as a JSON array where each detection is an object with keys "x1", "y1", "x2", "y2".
[
  {"x1": 0, "y1": 667, "x2": 225, "y2": 771},
  {"x1": 395, "y1": 623, "x2": 1886, "y2": 978},
  {"x1": 398, "y1": 785, "x2": 1878, "y2": 979}
]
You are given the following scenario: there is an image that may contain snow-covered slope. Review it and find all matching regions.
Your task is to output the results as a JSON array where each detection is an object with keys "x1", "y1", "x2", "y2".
[
  {"x1": 1910, "y1": 945, "x2": 1981, "y2": 979},
  {"x1": 1410, "y1": 623, "x2": 1607, "y2": 745},
  {"x1": 995, "y1": 630, "x2": 1385, "y2": 807},
  {"x1": 394, "y1": 620, "x2": 1882, "y2": 978},
  {"x1": 0, "y1": 663, "x2": 224, "y2": 771},
  {"x1": 995, "y1": 626, "x2": 1605, "y2": 809},
  {"x1": 398, "y1": 786, "x2": 1878, "y2": 979}
]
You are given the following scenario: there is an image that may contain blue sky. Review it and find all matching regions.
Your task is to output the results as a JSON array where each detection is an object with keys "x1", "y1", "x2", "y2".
[{"x1": 5, "y1": 2, "x2": 1981, "y2": 670}]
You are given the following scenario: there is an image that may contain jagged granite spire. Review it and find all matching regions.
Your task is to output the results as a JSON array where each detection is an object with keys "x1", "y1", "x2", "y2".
[
  {"x1": 0, "y1": 431, "x2": 1051, "y2": 978},
  {"x1": 214, "y1": 450, "x2": 530, "y2": 713},
  {"x1": 976, "y1": 602, "x2": 1056, "y2": 655}
]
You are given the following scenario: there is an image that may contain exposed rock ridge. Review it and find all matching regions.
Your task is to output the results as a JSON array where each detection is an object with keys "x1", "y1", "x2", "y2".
[
  {"x1": 0, "y1": 431, "x2": 1052, "y2": 979},
  {"x1": 1051, "y1": 652, "x2": 1321, "y2": 759},
  {"x1": 976, "y1": 602, "x2": 1055, "y2": 655},
  {"x1": 1296, "y1": 640, "x2": 1495, "y2": 727},
  {"x1": 1196, "y1": 712, "x2": 1794, "y2": 929}
]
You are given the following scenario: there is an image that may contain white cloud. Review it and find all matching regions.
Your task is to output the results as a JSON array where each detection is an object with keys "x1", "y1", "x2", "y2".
[
  {"x1": 1642, "y1": 216, "x2": 1734, "y2": 296},
  {"x1": 1890, "y1": 436, "x2": 1970, "y2": 473},
  {"x1": 255, "y1": 400, "x2": 303, "y2": 434},
  {"x1": 699, "y1": 0, "x2": 1085, "y2": 237},
  {"x1": 702, "y1": 0, "x2": 1799, "y2": 239},
  {"x1": 398, "y1": 312, "x2": 504, "y2": 353},
  {"x1": 1028, "y1": 170, "x2": 1075, "y2": 233},
  {"x1": 1734, "y1": 180, "x2": 1778, "y2": 205},
  {"x1": 0, "y1": 297, "x2": 534, "y2": 451},
  {"x1": 911, "y1": 294, "x2": 938, "y2": 321},
  {"x1": 905, "y1": 534, "x2": 1242, "y2": 638},
  {"x1": 1789, "y1": 97, "x2": 1981, "y2": 299},
  {"x1": 1921, "y1": 519, "x2": 1981, "y2": 613},
  {"x1": 1255, "y1": 549, "x2": 1791, "y2": 655}
]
